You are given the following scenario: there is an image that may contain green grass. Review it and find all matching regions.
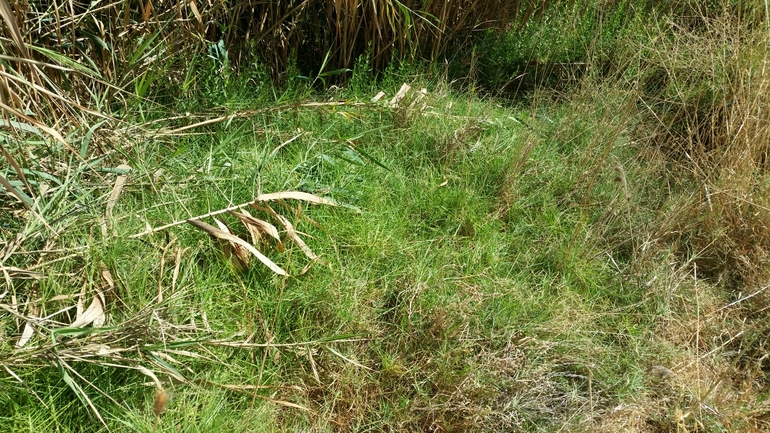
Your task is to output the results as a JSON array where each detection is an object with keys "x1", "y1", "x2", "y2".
[
  {"x1": 0, "y1": 77, "x2": 698, "y2": 431},
  {"x1": 4, "y1": 3, "x2": 770, "y2": 430}
]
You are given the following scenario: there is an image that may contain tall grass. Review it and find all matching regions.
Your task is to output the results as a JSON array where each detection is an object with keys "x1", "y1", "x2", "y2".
[
  {"x1": 7, "y1": 0, "x2": 550, "y2": 90},
  {"x1": 0, "y1": 0, "x2": 554, "y2": 212},
  {"x1": 634, "y1": 6, "x2": 770, "y2": 287}
]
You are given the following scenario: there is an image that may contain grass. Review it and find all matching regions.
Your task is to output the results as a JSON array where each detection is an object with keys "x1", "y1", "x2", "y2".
[
  {"x1": 1, "y1": 76, "x2": 757, "y2": 432},
  {"x1": 3, "y1": 1, "x2": 770, "y2": 432}
]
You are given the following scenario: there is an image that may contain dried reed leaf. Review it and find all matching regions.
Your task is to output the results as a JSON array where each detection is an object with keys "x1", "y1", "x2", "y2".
[
  {"x1": 275, "y1": 214, "x2": 317, "y2": 260},
  {"x1": 16, "y1": 321, "x2": 34, "y2": 348},
  {"x1": 0, "y1": 0, "x2": 33, "y2": 61},
  {"x1": 70, "y1": 292, "x2": 106, "y2": 328},
  {"x1": 257, "y1": 395, "x2": 313, "y2": 412},
  {"x1": 131, "y1": 191, "x2": 337, "y2": 238},
  {"x1": 188, "y1": 0, "x2": 203, "y2": 25},
  {"x1": 254, "y1": 191, "x2": 336, "y2": 206},
  {"x1": 229, "y1": 209, "x2": 284, "y2": 249},
  {"x1": 0, "y1": 101, "x2": 68, "y2": 147},
  {"x1": 0, "y1": 172, "x2": 33, "y2": 207},
  {"x1": 0, "y1": 141, "x2": 31, "y2": 194},
  {"x1": 172, "y1": 247, "x2": 184, "y2": 293},
  {"x1": 389, "y1": 83, "x2": 411, "y2": 106},
  {"x1": 1, "y1": 266, "x2": 43, "y2": 279},
  {"x1": 256, "y1": 204, "x2": 317, "y2": 260},
  {"x1": 323, "y1": 345, "x2": 373, "y2": 371},
  {"x1": 100, "y1": 263, "x2": 115, "y2": 290},
  {"x1": 47, "y1": 294, "x2": 79, "y2": 302},
  {"x1": 214, "y1": 218, "x2": 250, "y2": 271},
  {"x1": 236, "y1": 211, "x2": 263, "y2": 244},
  {"x1": 137, "y1": 366, "x2": 163, "y2": 390},
  {"x1": 187, "y1": 219, "x2": 287, "y2": 275},
  {"x1": 101, "y1": 164, "x2": 131, "y2": 238}
]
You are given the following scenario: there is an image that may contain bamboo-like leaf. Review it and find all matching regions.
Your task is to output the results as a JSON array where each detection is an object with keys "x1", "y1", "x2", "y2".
[
  {"x1": 15, "y1": 320, "x2": 34, "y2": 348},
  {"x1": 213, "y1": 218, "x2": 250, "y2": 271},
  {"x1": 229, "y1": 209, "x2": 284, "y2": 249},
  {"x1": 254, "y1": 191, "x2": 336, "y2": 206},
  {"x1": 187, "y1": 219, "x2": 286, "y2": 275},
  {"x1": 69, "y1": 292, "x2": 106, "y2": 328},
  {"x1": 257, "y1": 204, "x2": 317, "y2": 260},
  {"x1": 275, "y1": 214, "x2": 317, "y2": 260}
]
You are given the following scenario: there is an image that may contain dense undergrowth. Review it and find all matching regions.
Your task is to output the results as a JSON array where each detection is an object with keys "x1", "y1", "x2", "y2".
[{"x1": 2, "y1": 0, "x2": 770, "y2": 431}]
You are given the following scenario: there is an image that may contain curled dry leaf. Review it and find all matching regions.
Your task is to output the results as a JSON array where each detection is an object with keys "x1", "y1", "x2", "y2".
[
  {"x1": 101, "y1": 163, "x2": 131, "y2": 238},
  {"x1": 213, "y1": 218, "x2": 250, "y2": 271},
  {"x1": 187, "y1": 219, "x2": 287, "y2": 275},
  {"x1": 100, "y1": 262, "x2": 115, "y2": 286},
  {"x1": 229, "y1": 209, "x2": 284, "y2": 251},
  {"x1": 138, "y1": 366, "x2": 163, "y2": 390},
  {"x1": 70, "y1": 291, "x2": 106, "y2": 328},
  {"x1": 255, "y1": 204, "x2": 317, "y2": 260},
  {"x1": 16, "y1": 320, "x2": 34, "y2": 348}
]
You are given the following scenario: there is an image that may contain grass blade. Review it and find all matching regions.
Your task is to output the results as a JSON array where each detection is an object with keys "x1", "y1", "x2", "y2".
[{"x1": 254, "y1": 191, "x2": 336, "y2": 206}]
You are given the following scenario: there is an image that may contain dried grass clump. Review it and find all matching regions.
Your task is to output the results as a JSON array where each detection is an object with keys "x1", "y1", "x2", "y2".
[
  {"x1": 5, "y1": 0, "x2": 552, "y2": 91},
  {"x1": 635, "y1": 4, "x2": 770, "y2": 287}
]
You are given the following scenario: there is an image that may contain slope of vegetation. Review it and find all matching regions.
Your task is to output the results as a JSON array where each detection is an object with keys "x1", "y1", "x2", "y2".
[{"x1": 2, "y1": 1, "x2": 770, "y2": 431}]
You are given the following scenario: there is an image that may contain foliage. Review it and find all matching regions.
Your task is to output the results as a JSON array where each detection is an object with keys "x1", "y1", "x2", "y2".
[{"x1": 2, "y1": 0, "x2": 770, "y2": 431}]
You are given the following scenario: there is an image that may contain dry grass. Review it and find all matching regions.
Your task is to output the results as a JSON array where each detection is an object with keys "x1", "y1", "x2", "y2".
[
  {"x1": 587, "y1": 3, "x2": 770, "y2": 430},
  {"x1": 632, "y1": 5, "x2": 770, "y2": 287},
  {"x1": 7, "y1": 0, "x2": 551, "y2": 90}
]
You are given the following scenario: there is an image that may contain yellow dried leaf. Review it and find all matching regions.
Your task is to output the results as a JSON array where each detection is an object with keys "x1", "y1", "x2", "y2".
[
  {"x1": 230, "y1": 210, "x2": 284, "y2": 250},
  {"x1": 102, "y1": 164, "x2": 131, "y2": 238},
  {"x1": 261, "y1": 206, "x2": 317, "y2": 261},
  {"x1": 70, "y1": 293, "x2": 106, "y2": 328},
  {"x1": 213, "y1": 218, "x2": 250, "y2": 271},
  {"x1": 254, "y1": 191, "x2": 336, "y2": 206},
  {"x1": 15, "y1": 321, "x2": 34, "y2": 348},
  {"x1": 187, "y1": 219, "x2": 287, "y2": 275}
]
